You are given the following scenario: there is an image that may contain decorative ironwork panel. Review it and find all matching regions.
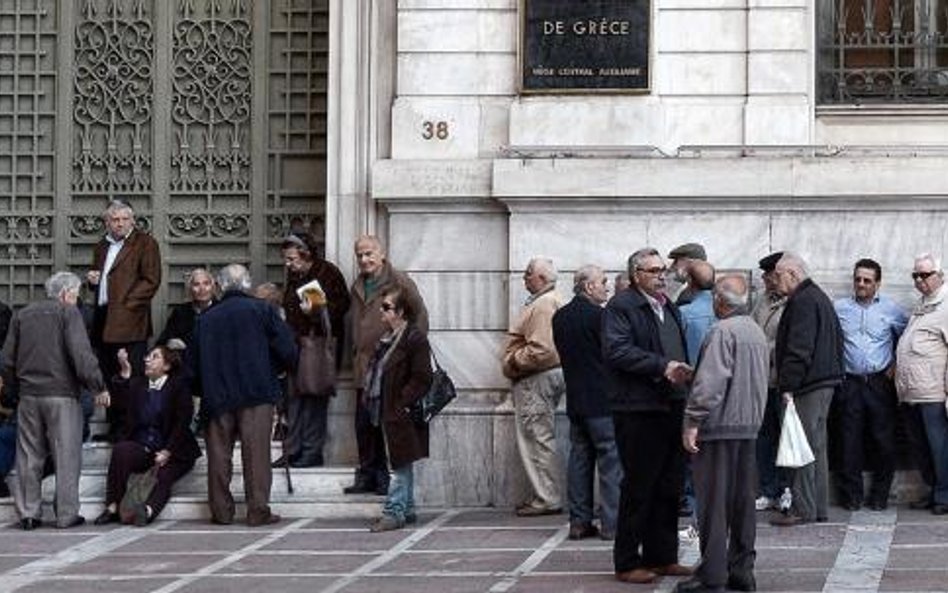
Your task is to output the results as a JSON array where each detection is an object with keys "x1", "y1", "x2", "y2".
[
  {"x1": 0, "y1": 0, "x2": 58, "y2": 305},
  {"x1": 265, "y1": 0, "x2": 328, "y2": 283},
  {"x1": 818, "y1": 0, "x2": 948, "y2": 104}
]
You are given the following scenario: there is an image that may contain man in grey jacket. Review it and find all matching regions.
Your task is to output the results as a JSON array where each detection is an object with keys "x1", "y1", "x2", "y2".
[
  {"x1": 679, "y1": 274, "x2": 769, "y2": 593},
  {"x1": 1, "y1": 272, "x2": 109, "y2": 530}
]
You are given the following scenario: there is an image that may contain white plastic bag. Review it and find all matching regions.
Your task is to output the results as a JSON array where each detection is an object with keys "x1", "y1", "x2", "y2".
[{"x1": 776, "y1": 399, "x2": 815, "y2": 468}]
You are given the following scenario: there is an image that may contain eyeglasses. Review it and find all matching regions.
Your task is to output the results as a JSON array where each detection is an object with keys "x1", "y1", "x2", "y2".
[
  {"x1": 912, "y1": 271, "x2": 938, "y2": 281},
  {"x1": 380, "y1": 302, "x2": 396, "y2": 312},
  {"x1": 636, "y1": 266, "x2": 667, "y2": 275}
]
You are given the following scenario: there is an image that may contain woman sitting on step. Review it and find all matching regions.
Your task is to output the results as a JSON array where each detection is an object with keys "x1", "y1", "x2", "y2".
[{"x1": 94, "y1": 346, "x2": 201, "y2": 526}]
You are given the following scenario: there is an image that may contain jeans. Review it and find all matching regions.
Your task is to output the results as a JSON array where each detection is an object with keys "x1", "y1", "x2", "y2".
[
  {"x1": 917, "y1": 402, "x2": 948, "y2": 505},
  {"x1": 382, "y1": 463, "x2": 415, "y2": 522},
  {"x1": 567, "y1": 415, "x2": 621, "y2": 533}
]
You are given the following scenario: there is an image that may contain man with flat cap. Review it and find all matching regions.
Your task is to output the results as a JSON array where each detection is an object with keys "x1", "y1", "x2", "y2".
[
  {"x1": 751, "y1": 251, "x2": 788, "y2": 511},
  {"x1": 668, "y1": 243, "x2": 708, "y2": 306}
]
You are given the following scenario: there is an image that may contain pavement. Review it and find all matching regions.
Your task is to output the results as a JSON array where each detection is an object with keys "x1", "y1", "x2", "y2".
[{"x1": 1, "y1": 506, "x2": 948, "y2": 593}]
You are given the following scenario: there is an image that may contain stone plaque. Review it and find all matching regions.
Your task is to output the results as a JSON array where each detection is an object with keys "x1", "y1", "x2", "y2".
[{"x1": 520, "y1": 0, "x2": 650, "y2": 93}]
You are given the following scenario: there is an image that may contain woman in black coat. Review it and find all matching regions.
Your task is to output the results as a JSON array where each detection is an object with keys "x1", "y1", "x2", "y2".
[
  {"x1": 364, "y1": 286, "x2": 432, "y2": 532},
  {"x1": 94, "y1": 346, "x2": 201, "y2": 526}
]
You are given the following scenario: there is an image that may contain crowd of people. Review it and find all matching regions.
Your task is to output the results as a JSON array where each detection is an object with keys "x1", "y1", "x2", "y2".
[
  {"x1": 3, "y1": 199, "x2": 948, "y2": 592},
  {"x1": 507, "y1": 245, "x2": 948, "y2": 593},
  {"x1": 0, "y1": 199, "x2": 431, "y2": 534}
]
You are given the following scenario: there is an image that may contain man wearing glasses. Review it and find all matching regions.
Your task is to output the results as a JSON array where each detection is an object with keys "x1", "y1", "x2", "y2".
[
  {"x1": 603, "y1": 247, "x2": 694, "y2": 584},
  {"x1": 895, "y1": 253, "x2": 948, "y2": 515},
  {"x1": 833, "y1": 259, "x2": 907, "y2": 511},
  {"x1": 770, "y1": 252, "x2": 843, "y2": 527}
]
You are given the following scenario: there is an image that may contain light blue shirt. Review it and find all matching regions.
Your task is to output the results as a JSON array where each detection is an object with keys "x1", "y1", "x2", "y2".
[
  {"x1": 834, "y1": 294, "x2": 908, "y2": 375},
  {"x1": 680, "y1": 290, "x2": 716, "y2": 365}
]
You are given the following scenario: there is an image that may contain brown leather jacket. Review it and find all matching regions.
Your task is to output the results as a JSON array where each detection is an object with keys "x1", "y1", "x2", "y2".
[{"x1": 91, "y1": 230, "x2": 162, "y2": 342}]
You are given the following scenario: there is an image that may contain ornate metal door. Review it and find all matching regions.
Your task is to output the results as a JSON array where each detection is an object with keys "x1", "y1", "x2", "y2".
[{"x1": 0, "y1": 0, "x2": 328, "y2": 321}]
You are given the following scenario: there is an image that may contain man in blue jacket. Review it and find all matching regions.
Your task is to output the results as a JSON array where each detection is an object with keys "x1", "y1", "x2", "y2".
[
  {"x1": 603, "y1": 247, "x2": 695, "y2": 585},
  {"x1": 192, "y1": 264, "x2": 297, "y2": 527},
  {"x1": 552, "y1": 264, "x2": 621, "y2": 541}
]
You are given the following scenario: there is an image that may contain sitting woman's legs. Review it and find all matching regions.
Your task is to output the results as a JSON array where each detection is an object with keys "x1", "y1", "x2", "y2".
[
  {"x1": 145, "y1": 457, "x2": 196, "y2": 520},
  {"x1": 105, "y1": 440, "x2": 151, "y2": 506}
]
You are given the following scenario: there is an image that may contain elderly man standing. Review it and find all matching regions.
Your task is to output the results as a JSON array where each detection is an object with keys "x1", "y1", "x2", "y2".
[
  {"x1": 679, "y1": 275, "x2": 769, "y2": 593},
  {"x1": 834, "y1": 259, "x2": 907, "y2": 511},
  {"x1": 604, "y1": 247, "x2": 694, "y2": 585},
  {"x1": 680, "y1": 261, "x2": 717, "y2": 366},
  {"x1": 552, "y1": 264, "x2": 621, "y2": 539},
  {"x1": 770, "y1": 252, "x2": 843, "y2": 527},
  {"x1": 346, "y1": 235, "x2": 428, "y2": 496},
  {"x1": 503, "y1": 257, "x2": 565, "y2": 517},
  {"x1": 192, "y1": 264, "x2": 297, "y2": 526},
  {"x1": 275, "y1": 231, "x2": 350, "y2": 469},
  {"x1": 2, "y1": 272, "x2": 109, "y2": 529},
  {"x1": 87, "y1": 199, "x2": 161, "y2": 441},
  {"x1": 668, "y1": 243, "x2": 708, "y2": 306},
  {"x1": 896, "y1": 253, "x2": 948, "y2": 515}
]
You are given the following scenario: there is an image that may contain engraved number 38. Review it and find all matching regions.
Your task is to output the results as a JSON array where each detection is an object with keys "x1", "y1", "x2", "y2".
[{"x1": 422, "y1": 121, "x2": 449, "y2": 140}]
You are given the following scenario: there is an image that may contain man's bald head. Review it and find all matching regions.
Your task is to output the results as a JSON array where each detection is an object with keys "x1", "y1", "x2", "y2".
[{"x1": 689, "y1": 260, "x2": 715, "y2": 291}]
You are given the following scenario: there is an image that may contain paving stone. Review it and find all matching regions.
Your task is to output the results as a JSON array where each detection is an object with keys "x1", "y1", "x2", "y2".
[
  {"x1": 58, "y1": 552, "x2": 228, "y2": 575},
  {"x1": 534, "y1": 549, "x2": 614, "y2": 573},
  {"x1": 224, "y1": 551, "x2": 377, "y2": 574},
  {"x1": 756, "y1": 546, "x2": 838, "y2": 569},
  {"x1": 879, "y1": 568, "x2": 948, "y2": 591},
  {"x1": 174, "y1": 575, "x2": 338, "y2": 593},
  {"x1": 114, "y1": 530, "x2": 265, "y2": 553},
  {"x1": 384, "y1": 549, "x2": 528, "y2": 574},
  {"x1": 0, "y1": 556, "x2": 41, "y2": 572},
  {"x1": 262, "y1": 530, "x2": 407, "y2": 552},
  {"x1": 508, "y1": 574, "x2": 636, "y2": 592},
  {"x1": 756, "y1": 523, "x2": 847, "y2": 548},
  {"x1": 413, "y1": 527, "x2": 559, "y2": 551},
  {"x1": 0, "y1": 533, "x2": 88, "y2": 555},
  {"x1": 891, "y1": 522, "x2": 948, "y2": 545},
  {"x1": 887, "y1": 545, "x2": 948, "y2": 568},
  {"x1": 337, "y1": 575, "x2": 500, "y2": 592},
  {"x1": 755, "y1": 568, "x2": 829, "y2": 591},
  {"x1": 15, "y1": 577, "x2": 175, "y2": 593}
]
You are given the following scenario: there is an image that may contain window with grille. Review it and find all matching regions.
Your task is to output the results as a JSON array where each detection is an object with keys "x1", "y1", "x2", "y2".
[{"x1": 817, "y1": 0, "x2": 948, "y2": 104}]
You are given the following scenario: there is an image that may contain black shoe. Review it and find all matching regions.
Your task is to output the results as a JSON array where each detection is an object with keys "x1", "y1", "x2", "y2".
[
  {"x1": 271, "y1": 453, "x2": 300, "y2": 468},
  {"x1": 59, "y1": 515, "x2": 85, "y2": 529},
  {"x1": 910, "y1": 498, "x2": 934, "y2": 510},
  {"x1": 932, "y1": 504, "x2": 948, "y2": 515},
  {"x1": 374, "y1": 482, "x2": 390, "y2": 496},
  {"x1": 19, "y1": 517, "x2": 40, "y2": 530},
  {"x1": 94, "y1": 510, "x2": 120, "y2": 526},
  {"x1": 842, "y1": 501, "x2": 862, "y2": 511},
  {"x1": 675, "y1": 578, "x2": 725, "y2": 593},
  {"x1": 91, "y1": 433, "x2": 114, "y2": 443},
  {"x1": 727, "y1": 573, "x2": 757, "y2": 592},
  {"x1": 343, "y1": 481, "x2": 375, "y2": 495},
  {"x1": 290, "y1": 455, "x2": 324, "y2": 468},
  {"x1": 0, "y1": 481, "x2": 9, "y2": 498},
  {"x1": 568, "y1": 522, "x2": 600, "y2": 540},
  {"x1": 867, "y1": 499, "x2": 888, "y2": 511}
]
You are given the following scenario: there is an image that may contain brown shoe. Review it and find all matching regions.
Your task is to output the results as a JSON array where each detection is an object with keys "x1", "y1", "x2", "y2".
[
  {"x1": 568, "y1": 522, "x2": 600, "y2": 540},
  {"x1": 247, "y1": 512, "x2": 281, "y2": 527},
  {"x1": 616, "y1": 569, "x2": 659, "y2": 584},
  {"x1": 649, "y1": 563, "x2": 695, "y2": 577},
  {"x1": 515, "y1": 504, "x2": 562, "y2": 517}
]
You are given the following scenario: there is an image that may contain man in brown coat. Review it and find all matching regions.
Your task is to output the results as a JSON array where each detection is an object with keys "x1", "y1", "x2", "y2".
[
  {"x1": 344, "y1": 235, "x2": 428, "y2": 495},
  {"x1": 87, "y1": 200, "x2": 162, "y2": 440}
]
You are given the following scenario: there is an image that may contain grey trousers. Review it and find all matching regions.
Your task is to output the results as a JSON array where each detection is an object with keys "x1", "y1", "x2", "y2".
[
  {"x1": 693, "y1": 439, "x2": 757, "y2": 588},
  {"x1": 512, "y1": 367, "x2": 565, "y2": 509},
  {"x1": 567, "y1": 415, "x2": 621, "y2": 533},
  {"x1": 788, "y1": 387, "x2": 834, "y2": 521},
  {"x1": 206, "y1": 403, "x2": 274, "y2": 524},
  {"x1": 15, "y1": 396, "x2": 83, "y2": 526}
]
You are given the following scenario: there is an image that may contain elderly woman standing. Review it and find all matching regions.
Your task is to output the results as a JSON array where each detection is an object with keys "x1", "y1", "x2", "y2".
[
  {"x1": 365, "y1": 286, "x2": 432, "y2": 532},
  {"x1": 94, "y1": 346, "x2": 201, "y2": 526}
]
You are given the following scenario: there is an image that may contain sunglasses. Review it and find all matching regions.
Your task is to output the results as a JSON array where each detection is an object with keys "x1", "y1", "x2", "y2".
[
  {"x1": 380, "y1": 302, "x2": 396, "y2": 312},
  {"x1": 912, "y1": 271, "x2": 938, "y2": 281}
]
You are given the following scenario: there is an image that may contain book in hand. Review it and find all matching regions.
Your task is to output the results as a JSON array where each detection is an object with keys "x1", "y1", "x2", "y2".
[{"x1": 296, "y1": 279, "x2": 327, "y2": 308}]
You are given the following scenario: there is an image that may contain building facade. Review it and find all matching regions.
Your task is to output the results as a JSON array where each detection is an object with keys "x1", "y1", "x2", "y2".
[{"x1": 3, "y1": 0, "x2": 946, "y2": 506}]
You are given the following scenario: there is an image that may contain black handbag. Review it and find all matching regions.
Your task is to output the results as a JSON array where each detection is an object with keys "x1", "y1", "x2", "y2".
[
  {"x1": 290, "y1": 309, "x2": 336, "y2": 398},
  {"x1": 413, "y1": 350, "x2": 456, "y2": 424}
]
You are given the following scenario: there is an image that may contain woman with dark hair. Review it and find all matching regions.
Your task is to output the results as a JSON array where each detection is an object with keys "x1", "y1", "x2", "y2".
[
  {"x1": 94, "y1": 346, "x2": 201, "y2": 526},
  {"x1": 364, "y1": 286, "x2": 432, "y2": 532}
]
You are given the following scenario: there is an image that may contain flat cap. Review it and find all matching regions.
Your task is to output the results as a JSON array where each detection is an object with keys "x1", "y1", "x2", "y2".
[
  {"x1": 758, "y1": 251, "x2": 784, "y2": 272},
  {"x1": 667, "y1": 243, "x2": 707, "y2": 261}
]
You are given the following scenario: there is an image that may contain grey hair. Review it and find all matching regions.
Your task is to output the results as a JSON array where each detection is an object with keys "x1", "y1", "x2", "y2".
[
  {"x1": 103, "y1": 199, "x2": 134, "y2": 217},
  {"x1": 714, "y1": 274, "x2": 750, "y2": 310},
  {"x1": 915, "y1": 252, "x2": 943, "y2": 272},
  {"x1": 529, "y1": 257, "x2": 558, "y2": 284},
  {"x1": 217, "y1": 264, "x2": 252, "y2": 292},
  {"x1": 777, "y1": 251, "x2": 810, "y2": 280},
  {"x1": 45, "y1": 271, "x2": 82, "y2": 299},
  {"x1": 186, "y1": 267, "x2": 214, "y2": 285},
  {"x1": 573, "y1": 264, "x2": 603, "y2": 295},
  {"x1": 627, "y1": 247, "x2": 660, "y2": 275}
]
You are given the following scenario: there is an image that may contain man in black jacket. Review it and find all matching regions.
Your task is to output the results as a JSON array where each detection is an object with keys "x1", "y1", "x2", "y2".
[
  {"x1": 603, "y1": 248, "x2": 695, "y2": 584},
  {"x1": 770, "y1": 252, "x2": 843, "y2": 527},
  {"x1": 552, "y1": 264, "x2": 621, "y2": 541}
]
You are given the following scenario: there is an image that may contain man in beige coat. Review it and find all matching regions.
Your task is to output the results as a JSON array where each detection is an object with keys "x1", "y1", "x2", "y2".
[
  {"x1": 345, "y1": 235, "x2": 428, "y2": 496},
  {"x1": 503, "y1": 257, "x2": 565, "y2": 516}
]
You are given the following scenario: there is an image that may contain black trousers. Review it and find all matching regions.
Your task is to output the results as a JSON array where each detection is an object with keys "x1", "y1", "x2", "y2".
[
  {"x1": 693, "y1": 439, "x2": 757, "y2": 588},
  {"x1": 612, "y1": 406, "x2": 684, "y2": 572},
  {"x1": 92, "y1": 306, "x2": 147, "y2": 438},
  {"x1": 836, "y1": 373, "x2": 898, "y2": 506},
  {"x1": 105, "y1": 440, "x2": 195, "y2": 518},
  {"x1": 354, "y1": 388, "x2": 389, "y2": 489}
]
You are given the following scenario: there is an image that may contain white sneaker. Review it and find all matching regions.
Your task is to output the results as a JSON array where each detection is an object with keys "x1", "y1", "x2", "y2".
[{"x1": 755, "y1": 496, "x2": 774, "y2": 511}]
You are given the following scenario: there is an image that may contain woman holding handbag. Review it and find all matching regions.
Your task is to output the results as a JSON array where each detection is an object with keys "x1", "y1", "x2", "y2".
[
  {"x1": 94, "y1": 346, "x2": 201, "y2": 526},
  {"x1": 365, "y1": 286, "x2": 433, "y2": 532}
]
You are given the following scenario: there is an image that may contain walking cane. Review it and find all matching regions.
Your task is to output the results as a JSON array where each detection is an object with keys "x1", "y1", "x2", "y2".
[{"x1": 278, "y1": 383, "x2": 294, "y2": 495}]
